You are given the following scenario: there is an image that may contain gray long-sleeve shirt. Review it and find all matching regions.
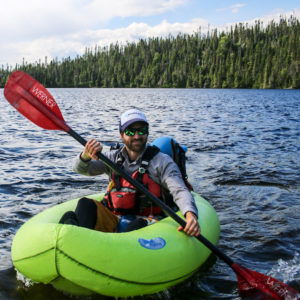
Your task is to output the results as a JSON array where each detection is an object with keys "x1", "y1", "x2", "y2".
[{"x1": 73, "y1": 145, "x2": 198, "y2": 217}]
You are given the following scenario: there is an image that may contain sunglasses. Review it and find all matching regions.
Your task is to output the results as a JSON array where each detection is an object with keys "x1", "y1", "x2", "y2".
[{"x1": 124, "y1": 126, "x2": 149, "y2": 136}]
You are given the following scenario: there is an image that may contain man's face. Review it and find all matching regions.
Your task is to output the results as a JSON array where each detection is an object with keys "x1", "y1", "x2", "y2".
[{"x1": 120, "y1": 121, "x2": 148, "y2": 154}]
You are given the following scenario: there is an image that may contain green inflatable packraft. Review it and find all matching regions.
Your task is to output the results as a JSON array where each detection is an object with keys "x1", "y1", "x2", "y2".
[{"x1": 11, "y1": 192, "x2": 220, "y2": 297}]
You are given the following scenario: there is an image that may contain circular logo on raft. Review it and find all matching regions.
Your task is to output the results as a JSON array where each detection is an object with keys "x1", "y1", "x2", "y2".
[{"x1": 138, "y1": 237, "x2": 166, "y2": 250}]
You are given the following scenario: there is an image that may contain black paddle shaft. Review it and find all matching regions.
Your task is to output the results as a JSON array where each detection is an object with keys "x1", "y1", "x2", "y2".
[
  {"x1": 4, "y1": 70, "x2": 297, "y2": 300},
  {"x1": 68, "y1": 128, "x2": 234, "y2": 267}
]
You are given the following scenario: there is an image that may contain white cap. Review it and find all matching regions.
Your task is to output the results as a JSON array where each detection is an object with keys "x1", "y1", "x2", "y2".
[{"x1": 119, "y1": 109, "x2": 148, "y2": 132}]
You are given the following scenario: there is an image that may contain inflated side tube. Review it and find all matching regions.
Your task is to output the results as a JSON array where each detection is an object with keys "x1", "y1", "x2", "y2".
[{"x1": 11, "y1": 192, "x2": 220, "y2": 297}]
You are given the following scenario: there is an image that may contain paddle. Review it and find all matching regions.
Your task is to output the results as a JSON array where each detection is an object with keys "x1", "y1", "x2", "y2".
[{"x1": 3, "y1": 71, "x2": 299, "y2": 300}]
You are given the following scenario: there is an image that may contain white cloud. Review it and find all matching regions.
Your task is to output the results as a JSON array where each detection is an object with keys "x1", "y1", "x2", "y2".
[
  {"x1": 0, "y1": 0, "x2": 187, "y2": 65},
  {"x1": 217, "y1": 8, "x2": 300, "y2": 32},
  {"x1": 0, "y1": 2, "x2": 299, "y2": 67},
  {"x1": 0, "y1": 17, "x2": 209, "y2": 66},
  {"x1": 231, "y1": 4, "x2": 247, "y2": 13},
  {"x1": 86, "y1": 0, "x2": 186, "y2": 18},
  {"x1": 0, "y1": 0, "x2": 186, "y2": 41},
  {"x1": 217, "y1": 3, "x2": 247, "y2": 14}
]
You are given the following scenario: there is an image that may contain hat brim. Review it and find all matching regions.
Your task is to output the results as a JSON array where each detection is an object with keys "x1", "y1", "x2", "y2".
[{"x1": 120, "y1": 119, "x2": 148, "y2": 132}]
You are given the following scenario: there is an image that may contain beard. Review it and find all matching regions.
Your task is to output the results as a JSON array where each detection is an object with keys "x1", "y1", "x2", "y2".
[{"x1": 123, "y1": 137, "x2": 147, "y2": 153}]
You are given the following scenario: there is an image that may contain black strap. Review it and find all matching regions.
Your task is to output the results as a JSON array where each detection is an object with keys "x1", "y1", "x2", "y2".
[
  {"x1": 134, "y1": 145, "x2": 160, "y2": 213},
  {"x1": 137, "y1": 145, "x2": 160, "y2": 177},
  {"x1": 110, "y1": 142, "x2": 121, "y2": 151},
  {"x1": 113, "y1": 152, "x2": 125, "y2": 191},
  {"x1": 171, "y1": 139, "x2": 188, "y2": 180},
  {"x1": 142, "y1": 145, "x2": 160, "y2": 162},
  {"x1": 170, "y1": 139, "x2": 193, "y2": 190}
]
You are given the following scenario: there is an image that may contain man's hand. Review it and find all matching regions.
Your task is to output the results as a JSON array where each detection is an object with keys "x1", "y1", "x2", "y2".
[
  {"x1": 177, "y1": 211, "x2": 201, "y2": 237},
  {"x1": 81, "y1": 139, "x2": 103, "y2": 161}
]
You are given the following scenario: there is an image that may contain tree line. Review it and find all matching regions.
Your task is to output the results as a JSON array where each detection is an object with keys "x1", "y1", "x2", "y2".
[{"x1": 0, "y1": 16, "x2": 299, "y2": 89}]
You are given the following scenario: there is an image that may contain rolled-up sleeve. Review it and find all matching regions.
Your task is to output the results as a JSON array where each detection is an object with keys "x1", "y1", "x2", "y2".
[
  {"x1": 149, "y1": 153, "x2": 198, "y2": 217},
  {"x1": 73, "y1": 152, "x2": 112, "y2": 176}
]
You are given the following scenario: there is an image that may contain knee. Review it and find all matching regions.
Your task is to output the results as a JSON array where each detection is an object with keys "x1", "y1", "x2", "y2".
[{"x1": 77, "y1": 197, "x2": 96, "y2": 210}]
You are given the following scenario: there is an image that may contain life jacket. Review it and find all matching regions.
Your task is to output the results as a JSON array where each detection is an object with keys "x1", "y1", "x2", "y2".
[{"x1": 104, "y1": 145, "x2": 163, "y2": 216}]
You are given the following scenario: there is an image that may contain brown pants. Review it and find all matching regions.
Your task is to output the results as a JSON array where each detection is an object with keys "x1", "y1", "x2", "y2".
[{"x1": 93, "y1": 201, "x2": 119, "y2": 232}]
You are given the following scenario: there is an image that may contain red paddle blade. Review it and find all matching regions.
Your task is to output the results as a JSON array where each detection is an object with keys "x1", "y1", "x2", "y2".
[
  {"x1": 3, "y1": 71, "x2": 69, "y2": 132},
  {"x1": 232, "y1": 263, "x2": 299, "y2": 300}
]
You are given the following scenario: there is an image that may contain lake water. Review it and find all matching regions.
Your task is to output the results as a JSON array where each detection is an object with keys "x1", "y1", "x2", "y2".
[{"x1": 0, "y1": 88, "x2": 299, "y2": 299}]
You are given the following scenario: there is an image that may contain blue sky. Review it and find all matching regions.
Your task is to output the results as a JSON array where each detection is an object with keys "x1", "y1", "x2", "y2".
[
  {"x1": 0, "y1": 0, "x2": 299, "y2": 66},
  {"x1": 106, "y1": 0, "x2": 299, "y2": 28}
]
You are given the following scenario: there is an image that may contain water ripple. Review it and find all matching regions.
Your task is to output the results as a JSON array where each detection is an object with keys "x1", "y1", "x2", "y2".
[{"x1": 0, "y1": 88, "x2": 299, "y2": 299}]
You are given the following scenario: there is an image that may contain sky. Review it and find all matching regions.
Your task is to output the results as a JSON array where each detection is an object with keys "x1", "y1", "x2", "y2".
[{"x1": 0, "y1": 0, "x2": 299, "y2": 67}]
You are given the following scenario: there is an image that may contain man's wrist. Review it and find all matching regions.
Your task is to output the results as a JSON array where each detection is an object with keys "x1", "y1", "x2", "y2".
[
  {"x1": 185, "y1": 211, "x2": 198, "y2": 219},
  {"x1": 80, "y1": 152, "x2": 91, "y2": 162}
]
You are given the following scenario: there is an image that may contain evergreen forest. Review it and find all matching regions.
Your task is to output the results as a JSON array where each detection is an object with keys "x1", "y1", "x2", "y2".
[{"x1": 0, "y1": 16, "x2": 299, "y2": 89}]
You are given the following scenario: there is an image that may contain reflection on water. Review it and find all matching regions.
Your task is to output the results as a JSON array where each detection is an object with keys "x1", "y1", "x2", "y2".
[{"x1": 0, "y1": 88, "x2": 299, "y2": 299}]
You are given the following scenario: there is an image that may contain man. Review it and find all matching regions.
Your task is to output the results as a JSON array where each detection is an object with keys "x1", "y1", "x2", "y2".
[{"x1": 66, "y1": 109, "x2": 200, "y2": 237}]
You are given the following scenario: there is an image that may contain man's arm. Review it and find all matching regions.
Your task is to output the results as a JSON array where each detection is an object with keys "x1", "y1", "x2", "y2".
[
  {"x1": 73, "y1": 139, "x2": 110, "y2": 176},
  {"x1": 177, "y1": 211, "x2": 200, "y2": 236},
  {"x1": 73, "y1": 153, "x2": 108, "y2": 176},
  {"x1": 150, "y1": 152, "x2": 201, "y2": 236}
]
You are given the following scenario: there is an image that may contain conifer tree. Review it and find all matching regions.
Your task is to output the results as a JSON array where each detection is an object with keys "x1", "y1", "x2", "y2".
[{"x1": 0, "y1": 16, "x2": 299, "y2": 89}]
